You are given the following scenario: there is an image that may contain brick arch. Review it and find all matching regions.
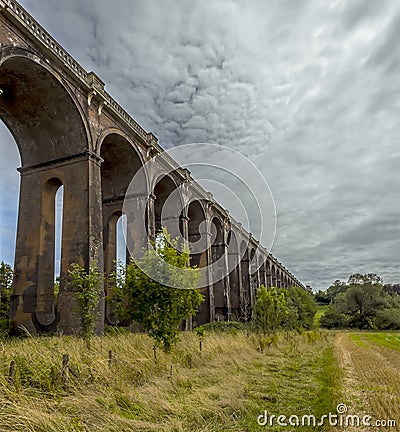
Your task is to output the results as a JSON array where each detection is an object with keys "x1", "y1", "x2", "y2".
[{"x1": 0, "y1": 47, "x2": 90, "y2": 166}]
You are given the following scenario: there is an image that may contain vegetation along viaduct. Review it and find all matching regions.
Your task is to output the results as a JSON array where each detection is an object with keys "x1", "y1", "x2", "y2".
[{"x1": 0, "y1": 0, "x2": 304, "y2": 335}]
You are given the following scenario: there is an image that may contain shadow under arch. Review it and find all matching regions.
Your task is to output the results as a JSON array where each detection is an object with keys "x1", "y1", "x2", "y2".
[
  {"x1": 152, "y1": 173, "x2": 185, "y2": 241},
  {"x1": 210, "y1": 216, "x2": 228, "y2": 321},
  {"x1": 265, "y1": 260, "x2": 271, "y2": 287},
  {"x1": 0, "y1": 47, "x2": 90, "y2": 166},
  {"x1": 258, "y1": 254, "x2": 266, "y2": 289}
]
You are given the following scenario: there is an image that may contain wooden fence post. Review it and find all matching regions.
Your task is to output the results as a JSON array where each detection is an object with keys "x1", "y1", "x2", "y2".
[
  {"x1": 62, "y1": 354, "x2": 70, "y2": 389},
  {"x1": 8, "y1": 360, "x2": 15, "y2": 385},
  {"x1": 108, "y1": 350, "x2": 113, "y2": 368}
]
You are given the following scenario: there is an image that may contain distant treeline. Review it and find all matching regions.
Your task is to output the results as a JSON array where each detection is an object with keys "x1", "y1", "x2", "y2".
[{"x1": 315, "y1": 273, "x2": 400, "y2": 330}]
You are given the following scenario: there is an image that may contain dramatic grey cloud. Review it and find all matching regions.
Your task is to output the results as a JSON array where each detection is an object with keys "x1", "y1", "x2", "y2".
[{"x1": 1, "y1": 0, "x2": 399, "y2": 290}]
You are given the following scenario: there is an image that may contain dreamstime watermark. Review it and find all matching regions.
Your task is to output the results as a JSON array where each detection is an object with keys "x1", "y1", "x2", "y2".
[
  {"x1": 122, "y1": 143, "x2": 277, "y2": 288},
  {"x1": 257, "y1": 404, "x2": 396, "y2": 429}
]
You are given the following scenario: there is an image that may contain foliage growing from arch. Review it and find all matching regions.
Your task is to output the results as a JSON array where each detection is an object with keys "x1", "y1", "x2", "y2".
[
  {"x1": 0, "y1": 261, "x2": 13, "y2": 334},
  {"x1": 69, "y1": 263, "x2": 103, "y2": 339},
  {"x1": 113, "y1": 227, "x2": 203, "y2": 352}
]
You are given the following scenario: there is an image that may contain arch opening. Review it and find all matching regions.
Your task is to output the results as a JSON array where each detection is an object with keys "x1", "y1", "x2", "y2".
[
  {"x1": 35, "y1": 177, "x2": 63, "y2": 329},
  {"x1": 211, "y1": 217, "x2": 228, "y2": 321},
  {"x1": 0, "y1": 120, "x2": 20, "y2": 266},
  {"x1": 240, "y1": 241, "x2": 251, "y2": 321},
  {"x1": 249, "y1": 247, "x2": 258, "y2": 311},
  {"x1": 265, "y1": 260, "x2": 271, "y2": 287},
  {"x1": 188, "y1": 200, "x2": 209, "y2": 326},
  {"x1": 117, "y1": 214, "x2": 128, "y2": 266},
  {"x1": 54, "y1": 184, "x2": 64, "y2": 299},
  {"x1": 153, "y1": 174, "x2": 184, "y2": 241},
  {"x1": 227, "y1": 231, "x2": 241, "y2": 320},
  {"x1": 100, "y1": 133, "x2": 147, "y2": 325},
  {"x1": 103, "y1": 210, "x2": 127, "y2": 325},
  {"x1": 271, "y1": 266, "x2": 277, "y2": 287},
  {"x1": 258, "y1": 255, "x2": 266, "y2": 289}
]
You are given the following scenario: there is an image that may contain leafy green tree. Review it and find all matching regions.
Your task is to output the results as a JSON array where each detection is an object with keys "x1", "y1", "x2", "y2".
[
  {"x1": 336, "y1": 282, "x2": 388, "y2": 329},
  {"x1": 314, "y1": 289, "x2": 330, "y2": 305},
  {"x1": 319, "y1": 273, "x2": 400, "y2": 330},
  {"x1": 375, "y1": 308, "x2": 400, "y2": 329},
  {"x1": 286, "y1": 286, "x2": 317, "y2": 330},
  {"x1": 319, "y1": 305, "x2": 349, "y2": 329},
  {"x1": 348, "y1": 273, "x2": 382, "y2": 285},
  {"x1": 114, "y1": 228, "x2": 203, "y2": 352},
  {"x1": 69, "y1": 263, "x2": 103, "y2": 338},
  {"x1": 383, "y1": 284, "x2": 400, "y2": 297},
  {"x1": 324, "y1": 280, "x2": 348, "y2": 303},
  {"x1": 0, "y1": 261, "x2": 13, "y2": 333},
  {"x1": 254, "y1": 285, "x2": 288, "y2": 335}
]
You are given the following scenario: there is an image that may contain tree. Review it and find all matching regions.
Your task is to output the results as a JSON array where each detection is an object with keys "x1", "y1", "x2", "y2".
[
  {"x1": 285, "y1": 286, "x2": 317, "y2": 330},
  {"x1": 375, "y1": 308, "x2": 400, "y2": 330},
  {"x1": 319, "y1": 305, "x2": 349, "y2": 329},
  {"x1": 69, "y1": 263, "x2": 103, "y2": 339},
  {"x1": 348, "y1": 273, "x2": 382, "y2": 285},
  {"x1": 336, "y1": 283, "x2": 388, "y2": 329},
  {"x1": 324, "y1": 280, "x2": 348, "y2": 303},
  {"x1": 383, "y1": 284, "x2": 400, "y2": 297},
  {"x1": 314, "y1": 289, "x2": 330, "y2": 305},
  {"x1": 0, "y1": 261, "x2": 13, "y2": 333},
  {"x1": 319, "y1": 273, "x2": 399, "y2": 330},
  {"x1": 114, "y1": 228, "x2": 203, "y2": 352},
  {"x1": 254, "y1": 285, "x2": 288, "y2": 335}
]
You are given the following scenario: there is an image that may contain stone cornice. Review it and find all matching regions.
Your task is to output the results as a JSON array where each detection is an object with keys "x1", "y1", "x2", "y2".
[{"x1": 18, "y1": 150, "x2": 103, "y2": 175}]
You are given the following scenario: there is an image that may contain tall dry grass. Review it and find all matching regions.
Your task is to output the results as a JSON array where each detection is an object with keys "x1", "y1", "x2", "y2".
[{"x1": 0, "y1": 330, "x2": 336, "y2": 431}]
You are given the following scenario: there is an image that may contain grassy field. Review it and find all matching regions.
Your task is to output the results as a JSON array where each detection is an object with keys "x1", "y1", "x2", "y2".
[
  {"x1": 0, "y1": 330, "x2": 338, "y2": 432},
  {"x1": 351, "y1": 332, "x2": 400, "y2": 351}
]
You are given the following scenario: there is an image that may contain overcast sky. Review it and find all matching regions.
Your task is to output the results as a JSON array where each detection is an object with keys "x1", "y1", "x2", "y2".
[{"x1": 1, "y1": 0, "x2": 399, "y2": 290}]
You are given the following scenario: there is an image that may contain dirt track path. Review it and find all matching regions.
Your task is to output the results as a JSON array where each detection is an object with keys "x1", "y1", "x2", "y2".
[{"x1": 334, "y1": 332, "x2": 399, "y2": 431}]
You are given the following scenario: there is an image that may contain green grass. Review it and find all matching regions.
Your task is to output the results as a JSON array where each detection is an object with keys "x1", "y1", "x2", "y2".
[
  {"x1": 358, "y1": 332, "x2": 400, "y2": 351},
  {"x1": 0, "y1": 330, "x2": 338, "y2": 431},
  {"x1": 240, "y1": 331, "x2": 339, "y2": 431},
  {"x1": 349, "y1": 333, "x2": 369, "y2": 348}
]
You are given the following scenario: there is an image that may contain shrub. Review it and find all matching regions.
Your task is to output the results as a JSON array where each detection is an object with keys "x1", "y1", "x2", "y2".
[
  {"x1": 113, "y1": 228, "x2": 203, "y2": 352},
  {"x1": 69, "y1": 263, "x2": 103, "y2": 338}
]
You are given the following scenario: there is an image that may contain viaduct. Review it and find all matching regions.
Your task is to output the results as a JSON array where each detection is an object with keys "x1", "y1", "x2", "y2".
[{"x1": 0, "y1": 0, "x2": 304, "y2": 335}]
